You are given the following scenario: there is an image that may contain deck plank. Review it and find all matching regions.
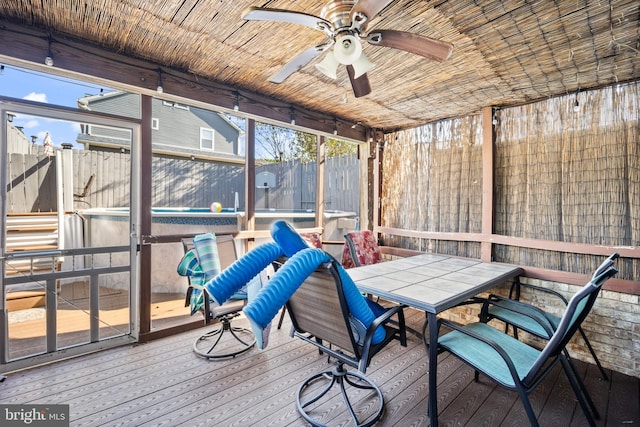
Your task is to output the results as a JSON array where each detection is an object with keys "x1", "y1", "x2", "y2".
[{"x1": 0, "y1": 307, "x2": 638, "y2": 427}]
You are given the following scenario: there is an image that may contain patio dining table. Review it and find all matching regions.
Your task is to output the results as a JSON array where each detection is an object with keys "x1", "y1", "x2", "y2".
[{"x1": 346, "y1": 253, "x2": 524, "y2": 427}]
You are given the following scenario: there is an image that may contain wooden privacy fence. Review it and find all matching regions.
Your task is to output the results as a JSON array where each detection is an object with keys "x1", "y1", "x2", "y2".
[
  {"x1": 5, "y1": 152, "x2": 57, "y2": 213},
  {"x1": 255, "y1": 154, "x2": 360, "y2": 212},
  {"x1": 6, "y1": 150, "x2": 360, "y2": 214}
]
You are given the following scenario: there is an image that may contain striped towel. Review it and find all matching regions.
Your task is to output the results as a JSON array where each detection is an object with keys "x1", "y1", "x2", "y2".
[
  {"x1": 176, "y1": 248, "x2": 202, "y2": 277},
  {"x1": 176, "y1": 233, "x2": 222, "y2": 315},
  {"x1": 193, "y1": 233, "x2": 221, "y2": 277}
]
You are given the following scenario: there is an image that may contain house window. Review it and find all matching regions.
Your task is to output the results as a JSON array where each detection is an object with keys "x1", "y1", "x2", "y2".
[
  {"x1": 151, "y1": 118, "x2": 159, "y2": 130},
  {"x1": 200, "y1": 128, "x2": 214, "y2": 150}
]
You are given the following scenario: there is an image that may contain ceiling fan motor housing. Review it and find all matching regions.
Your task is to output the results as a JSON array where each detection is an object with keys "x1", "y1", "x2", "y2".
[{"x1": 320, "y1": 0, "x2": 356, "y2": 32}]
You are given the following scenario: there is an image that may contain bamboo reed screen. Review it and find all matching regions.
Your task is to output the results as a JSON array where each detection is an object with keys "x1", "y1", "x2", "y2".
[
  {"x1": 381, "y1": 82, "x2": 639, "y2": 280},
  {"x1": 381, "y1": 115, "x2": 483, "y2": 258},
  {"x1": 494, "y1": 82, "x2": 639, "y2": 276}
]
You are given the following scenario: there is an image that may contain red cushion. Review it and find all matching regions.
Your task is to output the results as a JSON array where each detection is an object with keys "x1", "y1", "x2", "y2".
[
  {"x1": 300, "y1": 232, "x2": 323, "y2": 249},
  {"x1": 342, "y1": 230, "x2": 382, "y2": 268}
]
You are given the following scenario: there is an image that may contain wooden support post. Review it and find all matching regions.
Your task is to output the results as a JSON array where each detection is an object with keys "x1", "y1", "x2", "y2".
[
  {"x1": 245, "y1": 118, "x2": 256, "y2": 251},
  {"x1": 316, "y1": 135, "x2": 325, "y2": 229},
  {"x1": 139, "y1": 94, "x2": 152, "y2": 334},
  {"x1": 481, "y1": 107, "x2": 495, "y2": 262}
]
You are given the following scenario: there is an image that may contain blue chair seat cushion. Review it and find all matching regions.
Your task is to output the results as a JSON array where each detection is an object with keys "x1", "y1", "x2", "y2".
[{"x1": 438, "y1": 322, "x2": 541, "y2": 388}]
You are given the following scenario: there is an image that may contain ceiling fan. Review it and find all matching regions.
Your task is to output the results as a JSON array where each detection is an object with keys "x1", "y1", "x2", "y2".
[{"x1": 242, "y1": 0, "x2": 453, "y2": 97}]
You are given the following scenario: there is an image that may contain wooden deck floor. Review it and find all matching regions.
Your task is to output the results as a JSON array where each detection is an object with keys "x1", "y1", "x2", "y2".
[{"x1": 1, "y1": 308, "x2": 638, "y2": 427}]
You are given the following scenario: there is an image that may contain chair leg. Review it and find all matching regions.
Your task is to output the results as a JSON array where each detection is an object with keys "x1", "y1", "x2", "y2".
[
  {"x1": 296, "y1": 362, "x2": 384, "y2": 427},
  {"x1": 277, "y1": 305, "x2": 287, "y2": 329},
  {"x1": 192, "y1": 315, "x2": 256, "y2": 359},
  {"x1": 578, "y1": 326, "x2": 609, "y2": 381},
  {"x1": 564, "y1": 350, "x2": 600, "y2": 420},
  {"x1": 398, "y1": 308, "x2": 407, "y2": 347},
  {"x1": 515, "y1": 386, "x2": 539, "y2": 427},
  {"x1": 560, "y1": 356, "x2": 596, "y2": 427}
]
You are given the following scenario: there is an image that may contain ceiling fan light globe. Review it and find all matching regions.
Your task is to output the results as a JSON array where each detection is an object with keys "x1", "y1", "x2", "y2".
[
  {"x1": 333, "y1": 34, "x2": 362, "y2": 65},
  {"x1": 316, "y1": 51, "x2": 339, "y2": 79},
  {"x1": 352, "y1": 53, "x2": 375, "y2": 78}
]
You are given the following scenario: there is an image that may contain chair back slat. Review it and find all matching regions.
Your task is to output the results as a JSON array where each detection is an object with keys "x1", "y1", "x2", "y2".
[
  {"x1": 181, "y1": 233, "x2": 241, "y2": 317},
  {"x1": 216, "y1": 234, "x2": 238, "y2": 270},
  {"x1": 287, "y1": 264, "x2": 356, "y2": 355},
  {"x1": 182, "y1": 234, "x2": 237, "y2": 271}
]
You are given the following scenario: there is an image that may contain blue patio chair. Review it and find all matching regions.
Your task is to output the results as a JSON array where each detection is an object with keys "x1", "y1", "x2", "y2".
[
  {"x1": 475, "y1": 253, "x2": 619, "y2": 420},
  {"x1": 434, "y1": 257, "x2": 618, "y2": 427},
  {"x1": 481, "y1": 254, "x2": 618, "y2": 381},
  {"x1": 278, "y1": 253, "x2": 406, "y2": 427},
  {"x1": 178, "y1": 233, "x2": 255, "y2": 359}
]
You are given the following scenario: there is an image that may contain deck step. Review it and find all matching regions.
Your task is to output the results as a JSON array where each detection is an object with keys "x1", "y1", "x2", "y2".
[
  {"x1": 4, "y1": 213, "x2": 61, "y2": 278},
  {"x1": 6, "y1": 291, "x2": 46, "y2": 311}
]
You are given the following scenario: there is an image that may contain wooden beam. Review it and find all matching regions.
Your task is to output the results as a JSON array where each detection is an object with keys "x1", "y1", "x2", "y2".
[
  {"x1": 315, "y1": 135, "x2": 325, "y2": 228},
  {"x1": 0, "y1": 21, "x2": 367, "y2": 141},
  {"x1": 375, "y1": 226, "x2": 640, "y2": 294},
  {"x1": 244, "y1": 118, "x2": 256, "y2": 251},
  {"x1": 139, "y1": 95, "x2": 153, "y2": 335},
  {"x1": 376, "y1": 226, "x2": 639, "y2": 259},
  {"x1": 521, "y1": 267, "x2": 637, "y2": 295},
  {"x1": 481, "y1": 107, "x2": 494, "y2": 262},
  {"x1": 372, "y1": 130, "x2": 383, "y2": 234}
]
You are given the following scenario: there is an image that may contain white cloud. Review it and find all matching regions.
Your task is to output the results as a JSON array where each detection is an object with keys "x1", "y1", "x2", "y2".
[
  {"x1": 70, "y1": 122, "x2": 81, "y2": 134},
  {"x1": 23, "y1": 119, "x2": 40, "y2": 129},
  {"x1": 23, "y1": 92, "x2": 48, "y2": 103}
]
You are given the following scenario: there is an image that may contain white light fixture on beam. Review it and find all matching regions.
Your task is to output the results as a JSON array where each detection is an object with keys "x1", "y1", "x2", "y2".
[
  {"x1": 156, "y1": 69, "x2": 164, "y2": 93},
  {"x1": 233, "y1": 91, "x2": 240, "y2": 112},
  {"x1": 44, "y1": 37, "x2": 54, "y2": 66}
]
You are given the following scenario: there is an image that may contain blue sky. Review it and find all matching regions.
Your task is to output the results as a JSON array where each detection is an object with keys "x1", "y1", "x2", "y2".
[
  {"x1": 1, "y1": 64, "x2": 110, "y2": 148},
  {"x1": 0, "y1": 64, "x2": 290, "y2": 157}
]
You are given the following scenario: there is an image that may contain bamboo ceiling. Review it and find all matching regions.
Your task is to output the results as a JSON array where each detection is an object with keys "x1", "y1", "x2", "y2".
[{"x1": 0, "y1": 0, "x2": 638, "y2": 131}]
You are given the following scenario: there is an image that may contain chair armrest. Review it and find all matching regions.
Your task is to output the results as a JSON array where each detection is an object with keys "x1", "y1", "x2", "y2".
[
  {"x1": 321, "y1": 240, "x2": 345, "y2": 246},
  {"x1": 359, "y1": 304, "x2": 405, "y2": 366},
  {"x1": 371, "y1": 304, "x2": 404, "y2": 329},
  {"x1": 362, "y1": 305, "x2": 405, "y2": 348},
  {"x1": 203, "y1": 288, "x2": 214, "y2": 323},
  {"x1": 437, "y1": 318, "x2": 522, "y2": 384},
  {"x1": 509, "y1": 280, "x2": 569, "y2": 305}
]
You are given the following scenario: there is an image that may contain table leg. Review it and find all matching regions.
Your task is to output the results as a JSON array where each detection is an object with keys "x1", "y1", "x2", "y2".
[{"x1": 428, "y1": 312, "x2": 438, "y2": 426}]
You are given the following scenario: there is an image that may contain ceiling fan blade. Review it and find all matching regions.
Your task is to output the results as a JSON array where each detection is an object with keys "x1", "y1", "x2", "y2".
[
  {"x1": 367, "y1": 29, "x2": 453, "y2": 62},
  {"x1": 242, "y1": 7, "x2": 331, "y2": 32},
  {"x1": 349, "y1": 0, "x2": 394, "y2": 31},
  {"x1": 346, "y1": 65, "x2": 371, "y2": 98},
  {"x1": 268, "y1": 45, "x2": 329, "y2": 83}
]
